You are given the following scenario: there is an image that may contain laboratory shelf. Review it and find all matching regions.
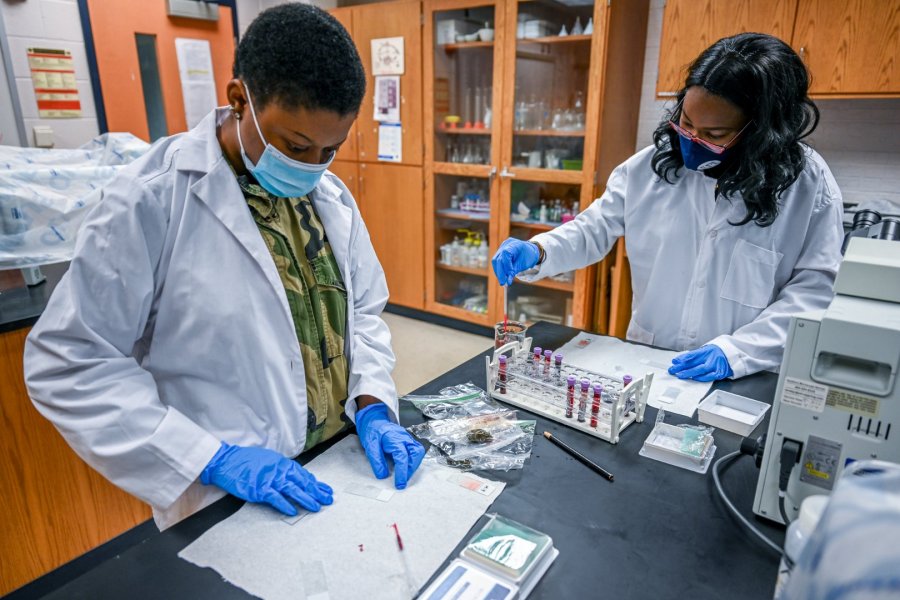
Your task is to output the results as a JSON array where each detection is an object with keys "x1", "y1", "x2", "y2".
[
  {"x1": 436, "y1": 263, "x2": 489, "y2": 278},
  {"x1": 438, "y1": 128, "x2": 493, "y2": 135},
  {"x1": 432, "y1": 162, "x2": 494, "y2": 177},
  {"x1": 428, "y1": 301, "x2": 492, "y2": 326},
  {"x1": 517, "y1": 34, "x2": 593, "y2": 45},
  {"x1": 441, "y1": 41, "x2": 494, "y2": 52},
  {"x1": 512, "y1": 129, "x2": 586, "y2": 137},
  {"x1": 510, "y1": 219, "x2": 558, "y2": 232},
  {"x1": 500, "y1": 167, "x2": 583, "y2": 183},
  {"x1": 521, "y1": 277, "x2": 574, "y2": 292},
  {"x1": 436, "y1": 209, "x2": 491, "y2": 222}
]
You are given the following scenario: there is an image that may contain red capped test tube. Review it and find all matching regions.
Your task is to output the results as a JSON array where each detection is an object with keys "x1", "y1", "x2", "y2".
[
  {"x1": 578, "y1": 379, "x2": 589, "y2": 422},
  {"x1": 590, "y1": 383, "x2": 602, "y2": 428},
  {"x1": 498, "y1": 355, "x2": 507, "y2": 394},
  {"x1": 566, "y1": 376, "x2": 575, "y2": 418}
]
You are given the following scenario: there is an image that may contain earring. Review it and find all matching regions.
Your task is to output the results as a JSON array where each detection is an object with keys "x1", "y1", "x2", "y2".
[{"x1": 232, "y1": 106, "x2": 241, "y2": 120}]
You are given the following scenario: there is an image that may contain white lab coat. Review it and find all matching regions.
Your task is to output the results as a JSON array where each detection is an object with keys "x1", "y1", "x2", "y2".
[
  {"x1": 24, "y1": 108, "x2": 398, "y2": 530},
  {"x1": 523, "y1": 145, "x2": 844, "y2": 379}
]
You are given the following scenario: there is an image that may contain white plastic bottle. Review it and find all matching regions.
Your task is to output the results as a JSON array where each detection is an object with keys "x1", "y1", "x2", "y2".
[{"x1": 774, "y1": 495, "x2": 829, "y2": 599}]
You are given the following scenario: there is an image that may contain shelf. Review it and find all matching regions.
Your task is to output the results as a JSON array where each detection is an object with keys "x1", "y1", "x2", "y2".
[
  {"x1": 436, "y1": 209, "x2": 490, "y2": 222},
  {"x1": 518, "y1": 34, "x2": 593, "y2": 45},
  {"x1": 437, "y1": 128, "x2": 493, "y2": 135},
  {"x1": 441, "y1": 41, "x2": 494, "y2": 51},
  {"x1": 510, "y1": 219, "x2": 558, "y2": 231},
  {"x1": 436, "y1": 262, "x2": 489, "y2": 278},
  {"x1": 433, "y1": 162, "x2": 493, "y2": 177},
  {"x1": 513, "y1": 129, "x2": 585, "y2": 137},
  {"x1": 427, "y1": 301, "x2": 492, "y2": 327},
  {"x1": 501, "y1": 167, "x2": 583, "y2": 184},
  {"x1": 522, "y1": 277, "x2": 574, "y2": 292}
]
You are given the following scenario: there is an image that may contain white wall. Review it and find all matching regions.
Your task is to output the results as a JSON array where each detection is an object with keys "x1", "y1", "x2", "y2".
[
  {"x1": 636, "y1": 0, "x2": 900, "y2": 208},
  {"x1": 237, "y1": 0, "x2": 337, "y2": 36},
  {"x1": 0, "y1": 0, "x2": 99, "y2": 148}
]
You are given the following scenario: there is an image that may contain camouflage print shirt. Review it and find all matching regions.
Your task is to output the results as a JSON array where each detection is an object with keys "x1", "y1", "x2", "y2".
[{"x1": 237, "y1": 175, "x2": 351, "y2": 451}]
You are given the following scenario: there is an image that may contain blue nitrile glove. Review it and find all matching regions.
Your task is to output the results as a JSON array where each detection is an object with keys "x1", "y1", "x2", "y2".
[
  {"x1": 200, "y1": 443, "x2": 333, "y2": 516},
  {"x1": 668, "y1": 344, "x2": 734, "y2": 382},
  {"x1": 491, "y1": 238, "x2": 541, "y2": 286},
  {"x1": 355, "y1": 403, "x2": 425, "y2": 490}
]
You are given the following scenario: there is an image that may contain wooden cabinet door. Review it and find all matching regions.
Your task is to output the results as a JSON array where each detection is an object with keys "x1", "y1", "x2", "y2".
[
  {"x1": 656, "y1": 0, "x2": 797, "y2": 96},
  {"x1": 357, "y1": 163, "x2": 425, "y2": 309},
  {"x1": 793, "y1": 0, "x2": 900, "y2": 95},
  {"x1": 330, "y1": 7, "x2": 360, "y2": 162},
  {"x1": 329, "y1": 160, "x2": 360, "y2": 200},
  {"x1": 352, "y1": 0, "x2": 423, "y2": 165}
]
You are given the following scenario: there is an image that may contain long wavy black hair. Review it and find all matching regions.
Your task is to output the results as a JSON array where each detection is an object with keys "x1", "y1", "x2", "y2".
[{"x1": 651, "y1": 33, "x2": 820, "y2": 227}]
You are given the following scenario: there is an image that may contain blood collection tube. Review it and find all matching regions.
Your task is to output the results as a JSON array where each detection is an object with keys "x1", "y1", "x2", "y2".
[
  {"x1": 553, "y1": 353, "x2": 563, "y2": 382},
  {"x1": 565, "y1": 376, "x2": 575, "y2": 418},
  {"x1": 498, "y1": 355, "x2": 507, "y2": 394},
  {"x1": 622, "y1": 374, "x2": 633, "y2": 414},
  {"x1": 590, "y1": 383, "x2": 602, "y2": 428},
  {"x1": 532, "y1": 347, "x2": 542, "y2": 376},
  {"x1": 578, "y1": 379, "x2": 589, "y2": 422},
  {"x1": 542, "y1": 349, "x2": 552, "y2": 380},
  {"x1": 601, "y1": 387, "x2": 613, "y2": 420}
]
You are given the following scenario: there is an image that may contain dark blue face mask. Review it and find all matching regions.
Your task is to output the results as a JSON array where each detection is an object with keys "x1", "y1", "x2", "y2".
[{"x1": 678, "y1": 135, "x2": 732, "y2": 171}]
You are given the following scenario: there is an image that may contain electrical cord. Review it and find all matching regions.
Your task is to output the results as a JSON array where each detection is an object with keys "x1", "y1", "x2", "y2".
[
  {"x1": 712, "y1": 450, "x2": 783, "y2": 555},
  {"x1": 778, "y1": 440, "x2": 803, "y2": 525}
]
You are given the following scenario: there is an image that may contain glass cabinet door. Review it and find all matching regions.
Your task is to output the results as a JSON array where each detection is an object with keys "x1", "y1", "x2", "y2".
[{"x1": 505, "y1": 0, "x2": 596, "y2": 173}]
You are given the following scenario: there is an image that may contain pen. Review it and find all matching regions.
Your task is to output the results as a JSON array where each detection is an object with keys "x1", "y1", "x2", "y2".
[{"x1": 543, "y1": 431, "x2": 614, "y2": 482}]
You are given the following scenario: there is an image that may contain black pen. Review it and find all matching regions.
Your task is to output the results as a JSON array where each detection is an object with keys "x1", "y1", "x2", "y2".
[{"x1": 543, "y1": 431, "x2": 614, "y2": 482}]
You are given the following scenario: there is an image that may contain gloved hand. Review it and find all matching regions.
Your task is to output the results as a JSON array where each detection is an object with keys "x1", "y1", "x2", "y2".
[
  {"x1": 200, "y1": 443, "x2": 333, "y2": 516},
  {"x1": 668, "y1": 344, "x2": 734, "y2": 382},
  {"x1": 355, "y1": 402, "x2": 425, "y2": 490},
  {"x1": 491, "y1": 238, "x2": 541, "y2": 286}
]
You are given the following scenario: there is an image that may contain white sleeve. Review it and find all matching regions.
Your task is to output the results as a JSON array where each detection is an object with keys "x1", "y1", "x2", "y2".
[
  {"x1": 24, "y1": 172, "x2": 221, "y2": 510},
  {"x1": 344, "y1": 207, "x2": 399, "y2": 424},
  {"x1": 518, "y1": 161, "x2": 627, "y2": 282},
  {"x1": 710, "y1": 175, "x2": 845, "y2": 379}
]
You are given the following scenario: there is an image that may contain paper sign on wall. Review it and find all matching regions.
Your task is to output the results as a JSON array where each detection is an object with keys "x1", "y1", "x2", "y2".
[
  {"x1": 27, "y1": 48, "x2": 81, "y2": 118},
  {"x1": 371, "y1": 37, "x2": 404, "y2": 76},
  {"x1": 377, "y1": 122, "x2": 402, "y2": 163},
  {"x1": 373, "y1": 76, "x2": 400, "y2": 123},
  {"x1": 175, "y1": 38, "x2": 218, "y2": 129}
]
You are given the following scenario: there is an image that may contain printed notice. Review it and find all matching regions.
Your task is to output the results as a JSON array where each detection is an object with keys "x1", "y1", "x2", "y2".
[
  {"x1": 175, "y1": 38, "x2": 218, "y2": 129},
  {"x1": 377, "y1": 122, "x2": 402, "y2": 162},
  {"x1": 27, "y1": 48, "x2": 81, "y2": 118},
  {"x1": 781, "y1": 377, "x2": 828, "y2": 413},
  {"x1": 826, "y1": 388, "x2": 880, "y2": 418}
]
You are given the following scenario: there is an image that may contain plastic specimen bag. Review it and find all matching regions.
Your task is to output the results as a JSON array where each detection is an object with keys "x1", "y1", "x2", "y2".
[
  {"x1": 0, "y1": 132, "x2": 150, "y2": 268},
  {"x1": 402, "y1": 383, "x2": 505, "y2": 419}
]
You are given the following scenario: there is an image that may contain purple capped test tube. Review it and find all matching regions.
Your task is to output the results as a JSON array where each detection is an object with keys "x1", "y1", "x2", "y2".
[
  {"x1": 578, "y1": 379, "x2": 589, "y2": 422},
  {"x1": 566, "y1": 376, "x2": 575, "y2": 418}
]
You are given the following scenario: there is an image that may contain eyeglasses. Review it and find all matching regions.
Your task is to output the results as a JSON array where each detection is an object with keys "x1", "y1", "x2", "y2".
[{"x1": 668, "y1": 100, "x2": 752, "y2": 155}]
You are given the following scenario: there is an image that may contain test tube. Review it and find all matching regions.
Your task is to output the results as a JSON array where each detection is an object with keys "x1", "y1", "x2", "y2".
[
  {"x1": 532, "y1": 347, "x2": 542, "y2": 376},
  {"x1": 542, "y1": 349, "x2": 552, "y2": 380},
  {"x1": 578, "y1": 379, "x2": 589, "y2": 422},
  {"x1": 601, "y1": 387, "x2": 613, "y2": 420},
  {"x1": 566, "y1": 376, "x2": 575, "y2": 418},
  {"x1": 623, "y1": 374, "x2": 633, "y2": 414},
  {"x1": 553, "y1": 353, "x2": 563, "y2": 383},
  {"x1": 498, "y1": 355, "x2": 507, "y2": 394},
  {"x1": 590, "y1": 383, "x2": 601, "y2": 428}
]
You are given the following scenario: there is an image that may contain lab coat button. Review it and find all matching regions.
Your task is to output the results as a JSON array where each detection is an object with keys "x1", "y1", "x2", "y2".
[{"x1": 709, "y1": 230, "x2": 717, "y2": 239}]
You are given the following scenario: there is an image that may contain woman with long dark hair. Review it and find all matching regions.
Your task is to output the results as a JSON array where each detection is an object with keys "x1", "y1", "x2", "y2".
[{"x1": 492, "y1": 33, "x2": 844, "y2": 381}]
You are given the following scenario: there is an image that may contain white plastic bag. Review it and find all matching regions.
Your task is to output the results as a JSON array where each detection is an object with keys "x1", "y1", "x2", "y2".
[{"x1": 0, "y1": 133, "x2": 150, "y2": 268}]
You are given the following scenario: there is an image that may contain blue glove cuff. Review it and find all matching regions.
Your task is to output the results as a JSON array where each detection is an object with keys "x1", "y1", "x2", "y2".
[{"x1": 200, "y1": 441, "x2": 230, "y2": 485}]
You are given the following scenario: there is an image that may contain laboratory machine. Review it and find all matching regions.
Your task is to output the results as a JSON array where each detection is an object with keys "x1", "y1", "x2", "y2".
[{"x1": 753, "y1": 237, "x2": 900, "y2": 524}]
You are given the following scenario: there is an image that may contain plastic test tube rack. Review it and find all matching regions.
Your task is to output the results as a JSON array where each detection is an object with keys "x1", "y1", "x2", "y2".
[{"x1": 485, "y1": 338, "x2": 653, "y2": 444}]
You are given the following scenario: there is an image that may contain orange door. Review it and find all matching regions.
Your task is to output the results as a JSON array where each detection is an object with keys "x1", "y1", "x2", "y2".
[{"x1": 86, "y1": 0, "x2": 235, "y2": 140}]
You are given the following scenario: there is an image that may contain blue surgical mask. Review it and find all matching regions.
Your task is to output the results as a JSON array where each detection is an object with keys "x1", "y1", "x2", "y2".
[
  {"x1": 236, "y1": 83, "x2": 334, "y2": 198},
  {"x1": 679, "y1": 135, "x2": 731, "y2": 172}
]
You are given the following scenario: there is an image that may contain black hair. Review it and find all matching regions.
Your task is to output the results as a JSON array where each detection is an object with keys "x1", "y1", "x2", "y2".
[
  {"x1": 650, "y1": 33, "x2": 820, "y2": 227},
  {"x1": 233, "y1": 4, "x2": 365, "y2": 116}
]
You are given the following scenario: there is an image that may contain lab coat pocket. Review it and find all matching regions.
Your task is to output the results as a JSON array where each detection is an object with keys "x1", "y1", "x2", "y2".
[
  {"x1": 626, "y1": 320, "x2": 655, "y2": 346},
  {"x1": 311, "y1": 255, "x2": 347, "y2": 360},
  {"x1": 720, "y1": 239, "x2": 783, "y2": 309}
]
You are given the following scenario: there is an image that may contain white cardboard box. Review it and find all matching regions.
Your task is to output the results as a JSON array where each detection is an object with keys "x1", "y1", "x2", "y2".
[{"x1": 697, "y1": 390, "x2": 770, "y2": 437}]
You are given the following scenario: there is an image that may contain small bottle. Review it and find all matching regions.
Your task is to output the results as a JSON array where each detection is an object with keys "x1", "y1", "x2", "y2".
[
  {"x1": 775, "y1": 495, "x2": 829, "y2": 599},
  {"x1": 498, "y1": 355, "x2": 507, "y2": 394},
  {"x1": 565, "y1": 376, "x2": 576, "y2": 418},
  {"x1": 578, "y1": 379, "x2": 589, "y2": 422},
  {"x1": 538, "y1": 200, "x2": 548, "y2": 223}
]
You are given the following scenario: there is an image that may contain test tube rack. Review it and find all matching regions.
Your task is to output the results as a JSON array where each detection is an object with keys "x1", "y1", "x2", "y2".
[{"x1": 485, "y1": 338, "x2": 653, "y2": 444}]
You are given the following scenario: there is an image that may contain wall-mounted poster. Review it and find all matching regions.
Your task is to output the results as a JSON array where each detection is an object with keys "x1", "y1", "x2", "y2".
[
  {"x1": 371, "y1": 37, "x2": 404, "y2": 76},
  {"x1": 27, "y1": 48, "x2": 81, "y2": 118}
]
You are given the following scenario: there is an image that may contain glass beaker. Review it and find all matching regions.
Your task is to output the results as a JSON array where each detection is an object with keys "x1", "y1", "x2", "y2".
[{"x1": 494, "y1": 320, "x2": 527, "y2": 349}]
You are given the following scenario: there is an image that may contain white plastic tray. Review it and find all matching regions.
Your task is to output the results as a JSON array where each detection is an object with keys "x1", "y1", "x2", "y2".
[
  {"x1": 639, "y1": 423, "x2": 716, "y2": 474},
  {"x1": 697, "y1": 390, "x2": 770, "y2": 437}
]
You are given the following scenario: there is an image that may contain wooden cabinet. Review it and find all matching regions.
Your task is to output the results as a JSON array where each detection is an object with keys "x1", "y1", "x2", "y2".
[
  {"x1": 0, "y1": 328, "x2": 151, "y2": 595},
  {"x1": 358, "y1": 163, "x2": 426, "y2": 309},
  {"x1": 793, "y1": 0, "x2": 900, "y2": 96},
  {"x1": 424, "y1": 0, "x2": 649, "y2": 328},
  {"x1": 330, "y1": 160, "x2": 360, "y2": 200},
  {"x1": 657, "y1": 0, "x2": 900, "y2": 97},
  {"x1": 656, "y1": 0, "x2": 797, "y2": 96}
]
